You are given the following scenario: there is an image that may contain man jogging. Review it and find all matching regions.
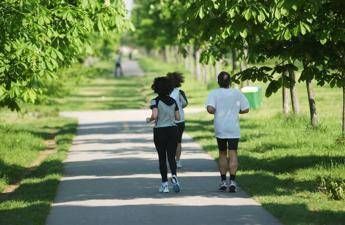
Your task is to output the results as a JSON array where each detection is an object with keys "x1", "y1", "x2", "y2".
[{"x1": 205, "y1": 71, "x2": 249, "y2": 192}]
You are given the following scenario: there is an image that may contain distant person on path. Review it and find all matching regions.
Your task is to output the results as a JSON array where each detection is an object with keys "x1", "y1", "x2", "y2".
[
  {"x1": 114, "y1": 51, "x2": 123, "y2": 77},
  {"x1": 146, "y1": 77, "x2": 181, "y2": 193},
  {"x1": 205, "y1": 71, "x2": 249, "y2": 192},
  {"x1": 167, "y1": 72, "x2": 188, "y2": 168}
]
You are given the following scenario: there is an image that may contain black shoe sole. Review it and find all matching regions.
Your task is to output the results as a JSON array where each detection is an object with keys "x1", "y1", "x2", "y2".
[
  {"x1": 229, "y1": 186, "x2": 237, "y2": 193},
  {"x1": 218, "y1": 187, "x2": 227, "y2": 192},
  {"x1": 173, "y1": 183, "x2": 180, "y2": 193}
]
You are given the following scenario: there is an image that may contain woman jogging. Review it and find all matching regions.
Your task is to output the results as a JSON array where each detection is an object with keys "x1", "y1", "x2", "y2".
[
  {"x1": 167, "y1": 72, "x2": 188, "y2": 168},
  {"x1": 146, "y1": 76, "x2": 181, "y2": 193}
]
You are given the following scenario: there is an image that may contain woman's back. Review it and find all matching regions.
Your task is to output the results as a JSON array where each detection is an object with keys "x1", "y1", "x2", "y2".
[{"x1": 150, "y1": 96, "x2": 178, "y2": 128}]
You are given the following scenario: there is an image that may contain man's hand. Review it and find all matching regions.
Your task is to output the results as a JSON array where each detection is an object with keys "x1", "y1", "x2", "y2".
[
  {"x1": 239, "y1": 108, "x2": 249, "y2": 114},
  {"x1": 207, "y1": 106, "x2": 216, "y2": 114}
]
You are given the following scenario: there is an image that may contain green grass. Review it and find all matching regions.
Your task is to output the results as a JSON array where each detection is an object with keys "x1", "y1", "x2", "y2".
[
  {"x1": 140, "y1": 56, "x2": 345, "y2": 225},
  {"x1": 0, "y1": 113, "x2": 77, "y2": 225},
  {"x1": 24, "y1": 60, "x2": 148, "y2": 112}
]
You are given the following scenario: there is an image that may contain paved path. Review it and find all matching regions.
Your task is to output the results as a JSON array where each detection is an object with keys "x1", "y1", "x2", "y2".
[
  {"x1": 121, "y1": 59, "x2": 144, "y2": 77},
  {"x1": 46, "y1": 109, "x2": 282, "y2": 225}
]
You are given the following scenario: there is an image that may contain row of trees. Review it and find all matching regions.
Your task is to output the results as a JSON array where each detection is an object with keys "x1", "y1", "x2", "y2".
[
  {"x1": 132, "y1": 0, "x2": 345, "y2": 134},
  {"x1": 0, "y1": 0, "x2": 130, "y2": 110}
]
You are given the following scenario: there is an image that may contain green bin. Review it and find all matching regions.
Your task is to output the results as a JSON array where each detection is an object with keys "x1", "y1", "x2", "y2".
[{"x1": 241, "y1": 86, "x2": 262, "y2": 109}]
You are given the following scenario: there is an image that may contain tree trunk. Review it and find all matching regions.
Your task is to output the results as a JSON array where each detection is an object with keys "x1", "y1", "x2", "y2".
[
  {"x1": 283, "y1": 87, "x2": 290, "y2": 114},
  {"x1": 173, "y1": 46, "x2": 179, "y2": 64},
  {"x1": 306, "y1": 80, "x2": 318, "y2": 127},
  {"x1": 162, "y1": 46, "x2": 168, "y2": 62},
  {"x1": 288, "y1": 70, "x2": 300, "y2": 114},
  {"x1": 184, "y1": 54, "x2": 189, "y2": 70},
  {"x1": 215, "y1": 61, "x2": 221, "y2": 76},
  {"x1": 240, "y1": 59, "x2": 248, "y2": 87},
  {"x1": 231, "y1": 49, "x2": 237, "y2": 73},
  {"x1": 202, "y1": 64, "x2": 207, "y2": 84},
  {"x1": 342, "y1": 73, "x2": 345, "y2": 136},
  {"x1": 189, "y1": 46, "x2": 194, "y2": 75},
  {"x1": 209, "y1": 64, "x2": 214, "y2": 82},
  {"x1": 195, "y1": 49, "x2": 201, "y2": 80},
  {"x1": 282, "y1": 71, "x2": 290, "y2": 114}
]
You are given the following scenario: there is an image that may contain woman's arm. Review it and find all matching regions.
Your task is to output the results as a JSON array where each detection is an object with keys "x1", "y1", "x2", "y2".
[{"x1": 146, "y1": 108, "x2": 158, "y2": 123}]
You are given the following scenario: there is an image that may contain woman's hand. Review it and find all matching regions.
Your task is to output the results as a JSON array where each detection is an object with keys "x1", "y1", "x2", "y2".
[
  {"x1": 146, "y1": 117, "x2": 154, "y2": 123},
  {"x1": 147, "y1": 108, "x2": 158, "y2": 123}
]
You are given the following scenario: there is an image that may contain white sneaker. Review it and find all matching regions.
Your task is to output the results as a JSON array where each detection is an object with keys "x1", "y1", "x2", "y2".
[
  {"x1": 159, "y1": 182, "x2": 169, "y2": 193},
  {"x1": 218, "y1": 180, "x2": 227, "y2": 192},
  {"x1": 176, "y1": 160, "x2": 182, "y2": 169},
  {"x1": 228, "y1": 180, "x2": 237, "y2": 193},
  {"x1": 171, "y1": 175, "x2": 181, "y2": 193}
]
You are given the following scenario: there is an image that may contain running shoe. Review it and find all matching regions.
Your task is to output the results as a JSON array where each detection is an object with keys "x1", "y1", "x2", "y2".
[
  {"x1": 171, "y1": 175, "x2": 181, "y2": 193},
  {"x1": 228, "y1": 180, "x2": 237, "y2": 193},
  {"x1": 176, "y1": 160, "x2": 182, "y2": 169},
  {"x1": 159, "y1": 182, "x2": 169, "y2": 193},
  {"x1": 218, "y1": 180, "x2": 227, "y2": 192}
]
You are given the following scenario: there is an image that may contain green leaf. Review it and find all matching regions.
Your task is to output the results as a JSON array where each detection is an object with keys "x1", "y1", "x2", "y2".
[
  {"x1": 280, "y1": 8, "x2": 288, "y2": 16},
  {"x1": 320, "y1": 39, "x2": 327, "y2": 45},
  {"x1": 56, "y1": 50, "x2": 64, "y2": 61},
  {"x1": 240, "y1": 29, "x2": 248, "y2": 38},
  {"x1": 258, "y1": 12, "x2": 265, "y2": 23},
  {"x1": 274, "y1": 10, "x2": 281, "y2": 19},
  {"x1": 300, "y1": 22, "x2": 310, "y2": 35},
  {"x1": 244, "y1": 9, "x2": 251, "y2": 21},
  {"x1": 4, "y1": 45, "x2": 11, "y2": 52},
  {"x1": 284, "y1": 30, "x2": 292, "y2": 40},
  {"x1": 229, "y1": 9, "x2": 236, "y2": 18},
  {"x1": 198, "y1": 6, "x2": 204, "y2": 19}
]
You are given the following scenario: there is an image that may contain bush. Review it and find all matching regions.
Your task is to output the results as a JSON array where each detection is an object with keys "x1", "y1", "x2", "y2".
[{"x1": 318, "y1": 176, "x2": 345, "y2": 200}]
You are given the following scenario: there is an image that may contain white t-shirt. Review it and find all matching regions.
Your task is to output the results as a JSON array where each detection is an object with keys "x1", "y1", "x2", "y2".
[
  {"x1": 205, "y1": 88, "x2": 249, "y2": 138},
  {"x1": 170, "y1": 88, "x2": 187, "y2": 123}
]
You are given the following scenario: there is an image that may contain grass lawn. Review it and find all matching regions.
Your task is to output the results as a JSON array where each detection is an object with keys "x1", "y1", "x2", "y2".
[
  {"x1": 0, "y1": 112, "x2": 77, "y2": 225},
  {"x1": 139, "y1": 56, "x2": 345, "y2": 225}
]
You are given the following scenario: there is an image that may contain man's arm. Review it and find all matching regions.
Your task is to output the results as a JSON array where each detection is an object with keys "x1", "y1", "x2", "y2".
[
  {"x1": 175, "y1": 110, "x2": 181, "y2": 121},
  {"x1": 207, "y1": 105, "x2": 216, "y2": 114},
  {"x1": 180, "y1": 90, "x2": 188, "y2": 108},
  {"x1": 239, "y1": 91, "x2": 250, "y2": 114}
]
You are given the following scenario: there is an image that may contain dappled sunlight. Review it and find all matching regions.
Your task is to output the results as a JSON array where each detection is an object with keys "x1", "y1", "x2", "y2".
[{"x1": 53, "y1": 196, "x2": 260, "y2": 207}]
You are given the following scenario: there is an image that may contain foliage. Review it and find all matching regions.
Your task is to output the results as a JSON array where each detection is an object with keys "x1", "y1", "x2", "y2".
[
  {"x1": 0, "y1": 0, "x2": 129, "y2": 110},
  {"x1": 131, "y1": 0, "x2": 183, "y2": 51},
  {"x1": 318, "y1": 176, "x2": 345, "y2": 200},
  {"x1": 178, "y1": 0, "x2": 344, "y2": 91}
]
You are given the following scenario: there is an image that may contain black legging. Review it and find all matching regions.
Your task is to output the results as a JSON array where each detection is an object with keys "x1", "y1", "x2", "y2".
[{"x1": 153, "y1": 126, "x2": 178, "y2": 182}]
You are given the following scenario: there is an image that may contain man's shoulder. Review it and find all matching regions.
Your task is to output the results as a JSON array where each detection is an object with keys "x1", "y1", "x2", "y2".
[
  {"x1": 209, "y1": 88, "x2": 221, "y2": 95},
  {"x1": 230, "y1": 88, "x2": 243, "y2": 96}
]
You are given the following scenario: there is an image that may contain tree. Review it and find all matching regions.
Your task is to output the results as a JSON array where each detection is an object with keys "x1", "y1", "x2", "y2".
[{"x1": 0, "y1": 0, "x2": 129, "y2": 110}]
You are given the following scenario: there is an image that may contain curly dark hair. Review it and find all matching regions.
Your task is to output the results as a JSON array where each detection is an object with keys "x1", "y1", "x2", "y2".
[
  {"x1": 217, "y1": 71, "x2": 231, "y2": 88},
  {"x1": 166, "y1": 72, "x2": 184, "y2": 88},
  {"x1": 151, "y1": 76, "x2": 173, "y2": 96}
]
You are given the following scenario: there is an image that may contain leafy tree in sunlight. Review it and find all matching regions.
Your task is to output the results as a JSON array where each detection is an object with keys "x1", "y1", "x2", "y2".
[{"x1": 0, "y1": 0, "x2": 130, "y2": 110}]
